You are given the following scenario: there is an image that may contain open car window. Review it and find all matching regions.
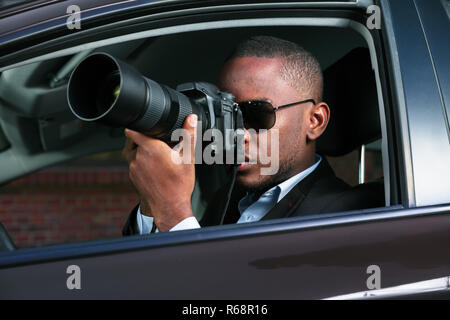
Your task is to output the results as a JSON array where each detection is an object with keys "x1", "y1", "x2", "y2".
[{"x1": 0, "y1": 22, "x2": 394, "y2": 249}]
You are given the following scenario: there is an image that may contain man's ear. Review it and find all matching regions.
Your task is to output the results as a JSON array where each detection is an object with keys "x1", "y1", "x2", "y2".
[{"x1": 306, "y1": 102, "x2": 330, "y2": 142}]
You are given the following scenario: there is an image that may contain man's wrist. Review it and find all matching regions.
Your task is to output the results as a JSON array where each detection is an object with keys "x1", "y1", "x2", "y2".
[
  {"x1": 137, "y1": 204, "x2": 200, "y2": 233},
  {"x1": 153, "y1": 201, "x2": 194, "y2": 232}
]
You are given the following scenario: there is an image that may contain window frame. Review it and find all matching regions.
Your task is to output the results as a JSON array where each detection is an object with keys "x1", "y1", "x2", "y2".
[{"x1": 0, "y1": 2, "x2": 412, "y2": 265}]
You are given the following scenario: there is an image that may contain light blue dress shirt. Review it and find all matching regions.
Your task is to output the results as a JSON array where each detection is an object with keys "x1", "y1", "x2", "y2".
[{"x1": 136, "y1": 155, "x2": 322, "y2": 233}]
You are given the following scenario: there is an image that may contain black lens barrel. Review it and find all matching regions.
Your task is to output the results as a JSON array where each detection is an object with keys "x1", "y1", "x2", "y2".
[{"x1": 67, "y1": 52, "x2": 195, "y2": 139}]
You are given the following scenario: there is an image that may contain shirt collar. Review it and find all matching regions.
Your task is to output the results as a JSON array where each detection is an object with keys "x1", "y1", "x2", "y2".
[
  {"x1": 276, "y1": 154, "x2": 322, "y2": 202},
  {"x1": 238, "y1": 154, "x2": 322, "y2": 215}
]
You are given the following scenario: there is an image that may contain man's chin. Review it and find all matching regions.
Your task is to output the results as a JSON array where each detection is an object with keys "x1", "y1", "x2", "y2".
[
  {"x1": 236, "y1": 171, "x2": 272, "y2": 193},
  {"x1": 236, "y1": 162, "x2": 289, "y2": 194}
]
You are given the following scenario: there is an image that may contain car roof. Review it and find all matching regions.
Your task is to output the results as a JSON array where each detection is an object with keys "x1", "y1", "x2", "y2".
[{"x1": 0, "y1": 0, "x2": 61, "y2": 17}]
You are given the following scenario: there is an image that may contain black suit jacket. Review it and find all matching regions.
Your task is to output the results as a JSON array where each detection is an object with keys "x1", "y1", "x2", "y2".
[{"x1": 122, "y1": 158, "x2": 383, "y2": 236}]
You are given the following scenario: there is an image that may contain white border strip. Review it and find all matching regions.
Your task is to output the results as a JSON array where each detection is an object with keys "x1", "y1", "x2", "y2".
[{"x1": 324, "y1": 276, "x2": 450, "y2": 299}]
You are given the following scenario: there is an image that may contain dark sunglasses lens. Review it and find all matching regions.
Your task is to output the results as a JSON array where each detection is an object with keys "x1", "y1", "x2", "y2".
[{"x1": 240, "y1": 101, "x2": 275, "y2": 130}]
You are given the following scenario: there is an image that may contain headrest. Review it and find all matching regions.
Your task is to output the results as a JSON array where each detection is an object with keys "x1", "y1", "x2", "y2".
[{"x1": 317, "y1": 48, "x2": 381, "y2": 157}]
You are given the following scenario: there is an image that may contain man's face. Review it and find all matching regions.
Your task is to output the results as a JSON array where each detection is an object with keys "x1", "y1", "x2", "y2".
[{"x1": 218, "y1": 56, "x2": 316, "y2": 192}]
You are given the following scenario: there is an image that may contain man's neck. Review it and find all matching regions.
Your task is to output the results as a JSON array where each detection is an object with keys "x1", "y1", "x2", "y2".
[{"x1": 253, "y1": 153, "x2": 321, "y2": 199}]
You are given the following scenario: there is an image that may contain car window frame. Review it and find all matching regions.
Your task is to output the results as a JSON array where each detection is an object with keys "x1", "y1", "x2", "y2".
[
  {"x1": 0, "y1": 1, "x2": 425, "y2": 266},
  {"x1": 379, "y1": 0, "x2": 450, "y2": 208}
]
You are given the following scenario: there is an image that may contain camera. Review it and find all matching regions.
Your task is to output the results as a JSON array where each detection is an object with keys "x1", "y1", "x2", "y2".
[{"x1": 67, "y1": 52, "x2": 244, "y2": 158}]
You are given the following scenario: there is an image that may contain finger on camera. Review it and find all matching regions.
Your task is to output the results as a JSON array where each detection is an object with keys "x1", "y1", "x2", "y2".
[
  {"x1": 124, "y1": 128, "x2": 147, "y2": 146},
  {"x1": 122, "y1": 138, "x2": 137, "y2": 162},
  {"x1": 125, "y1": 128, "x2": 167, "y2": 155},
  {"x1": 183, "y1": 114, "x2": 198, "y2": 161}
]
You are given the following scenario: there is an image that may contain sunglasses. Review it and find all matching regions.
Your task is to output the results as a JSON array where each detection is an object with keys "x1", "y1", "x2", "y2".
[{"x1": 237, "y1": 98, "x2": 316, "y2": 130}]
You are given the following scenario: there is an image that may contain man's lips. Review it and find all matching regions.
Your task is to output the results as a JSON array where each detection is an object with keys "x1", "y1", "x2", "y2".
[
  {"x1": 224, "y1": 155, "x2": 254, "y2": 171},
  {"x1": 238, "y1": 162, "x2": 248, "y2": 171},
  {"x1": 238, "y1": 157, "x2": 253, "y2": 171}
]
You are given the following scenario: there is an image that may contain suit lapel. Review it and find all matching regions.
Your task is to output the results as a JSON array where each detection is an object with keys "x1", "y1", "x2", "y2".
[
  {"x1": 260, "y1": 183, "x2": 306, "y2": 221},
  {"x1": 201, "y1": 157, "x2": 335, "y2": 226},
  {"x1": 260, "y1": 158, "x2": 334, "y2": 221}
]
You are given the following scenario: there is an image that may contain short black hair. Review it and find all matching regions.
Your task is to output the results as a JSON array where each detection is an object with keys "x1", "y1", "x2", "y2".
[{"x1": 228, "y1": 35, "x2": 323, "y2": 101}]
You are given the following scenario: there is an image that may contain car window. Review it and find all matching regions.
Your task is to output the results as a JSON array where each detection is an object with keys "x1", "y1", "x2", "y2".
[
  {"x1": 0, "y1": 24, "x2": 393, "y2": 250},
  {"x1": 327, "y1": 139, "x2": 383, "y2": 187}
]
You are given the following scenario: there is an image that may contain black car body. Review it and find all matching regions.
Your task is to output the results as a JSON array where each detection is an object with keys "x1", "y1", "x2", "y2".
[{"x1": 0, "y1": 0, "x2": 449, "y2": 299}]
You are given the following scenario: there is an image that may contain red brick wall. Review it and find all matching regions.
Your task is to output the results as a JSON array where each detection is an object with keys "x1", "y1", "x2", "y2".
[{"x1": 0, "y1": 168, "x2": 139, "y2": 249}]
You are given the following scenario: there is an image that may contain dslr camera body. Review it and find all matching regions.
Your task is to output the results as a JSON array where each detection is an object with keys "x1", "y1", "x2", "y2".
[{"x1": 67, "y1": 52, "x2": 244, "y2": 162}]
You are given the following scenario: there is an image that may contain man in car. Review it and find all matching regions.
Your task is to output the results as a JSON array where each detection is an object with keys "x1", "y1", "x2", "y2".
[{"x1": 122, "y1": 35, "x2": 381, "y2": 234}]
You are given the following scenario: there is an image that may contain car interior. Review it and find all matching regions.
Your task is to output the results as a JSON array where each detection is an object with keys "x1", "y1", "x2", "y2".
[{"x1": 0, "y1": 25, "x2": 386, "y2": 250}]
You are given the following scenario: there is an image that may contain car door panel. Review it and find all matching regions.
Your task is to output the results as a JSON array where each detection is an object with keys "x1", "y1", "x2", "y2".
[{"x1": 1, "y1": 205, "x2": 449, "y2": 299}]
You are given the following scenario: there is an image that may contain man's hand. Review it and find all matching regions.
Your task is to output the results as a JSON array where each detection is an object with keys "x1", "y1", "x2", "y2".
[{"x1": 123, "y1": 114, "x2": 198, "y2": 232}]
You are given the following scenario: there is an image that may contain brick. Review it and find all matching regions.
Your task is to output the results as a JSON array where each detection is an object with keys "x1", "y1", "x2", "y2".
[{"x1": 1, "y1": 167, "x2": 137, "y2": 248}]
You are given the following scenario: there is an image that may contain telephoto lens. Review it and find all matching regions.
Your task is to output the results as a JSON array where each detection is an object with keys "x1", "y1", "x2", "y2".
[{"x1": 67, "y1": 52, "x2": 206, "y2": 139}]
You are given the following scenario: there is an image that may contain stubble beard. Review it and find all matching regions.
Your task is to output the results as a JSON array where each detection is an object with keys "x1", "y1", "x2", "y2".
[{"x1": 236, "y1": 151, "x2": 298, "y2": 196}]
